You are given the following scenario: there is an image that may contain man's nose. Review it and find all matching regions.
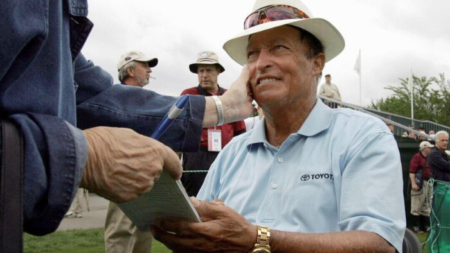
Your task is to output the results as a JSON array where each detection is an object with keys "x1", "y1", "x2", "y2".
[{"x1": 255, "y1": 49, "x2": 273, "y2": 72}]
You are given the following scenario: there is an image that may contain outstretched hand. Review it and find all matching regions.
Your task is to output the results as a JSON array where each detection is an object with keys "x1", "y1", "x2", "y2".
[{"x1": 80, "y1": 127, "x2": 182, "y2": 203}]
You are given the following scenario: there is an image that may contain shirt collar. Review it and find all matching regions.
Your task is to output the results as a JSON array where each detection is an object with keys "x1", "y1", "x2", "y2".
[
  {"x1": 196, "y1": 84, "x2": 225, "y2": 96},
  {"x1": 247, "y1": 98, "x2": 333, "y2": 148}
]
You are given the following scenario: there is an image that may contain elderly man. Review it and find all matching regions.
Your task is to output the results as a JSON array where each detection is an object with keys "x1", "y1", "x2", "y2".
[
  {"x1": 0, "y1": 0, "x2": 254, "y2": 251},
  {"x1": 429, "y1": 130, "x2": 450, "y2": 182},
  {"x1": 180, "y1": 51, "x2": 246, "y2": 197},
  {"x1": 409, "y1": 141, "x2": 434, "y2": 233},
  {"x1": 104, "y1": 51, "x2": 159, "y2": 253},
  {"x1": 117, "y1": 50, "x2": 158, "y2": 87},
  {"x1": 151, "y1": 0, "x2": 405, "y2": 252},
  {"x1": 319, "y1": 74, "x2": 341, "y2": 108}
]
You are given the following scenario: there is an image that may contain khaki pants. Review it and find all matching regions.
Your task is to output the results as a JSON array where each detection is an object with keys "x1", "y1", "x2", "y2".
[
  {"x1": 410, "y1": 180, "x2": 433, "y2": 216},
  {"x1": 69, "y1": 188, "x2": 84, "y2": 214},
  {"x1": 104, "y1": 202, "x2": 152, "y2": 253}
]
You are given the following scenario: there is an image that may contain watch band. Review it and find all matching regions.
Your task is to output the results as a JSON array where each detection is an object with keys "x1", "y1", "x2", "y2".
[
  {"x1": 250, "y1": 225, "x2": 271, "y2": 253},
  {"x1": 211, "y1": 95, "x2": 224, "y2": 126}
]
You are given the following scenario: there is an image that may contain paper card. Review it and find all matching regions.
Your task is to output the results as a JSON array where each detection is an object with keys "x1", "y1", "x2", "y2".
[{"x1": 208, "y1": 129, "x2": 222, "y2": 152}]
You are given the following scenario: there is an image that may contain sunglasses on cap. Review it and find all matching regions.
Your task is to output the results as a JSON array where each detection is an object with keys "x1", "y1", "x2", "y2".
[{"x1": 244, "y1": 5, "x2": 310, "y2": 30}]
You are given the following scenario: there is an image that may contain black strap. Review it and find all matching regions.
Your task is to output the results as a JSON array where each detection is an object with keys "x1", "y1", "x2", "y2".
[{"x1": 0, "y1": 119, "x2": 24, "y2": 253}]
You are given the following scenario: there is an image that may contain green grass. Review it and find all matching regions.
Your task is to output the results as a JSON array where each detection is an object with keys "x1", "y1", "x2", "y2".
[
  {"x1": 24, "y1": 228, "x2": 171, "y2": 253},
  {"x1": 24, "y1": 228, "x2": 431, "y2": 253},
  {"x1": 416, "y1": 232, "x2": 429, "y2": 253}
]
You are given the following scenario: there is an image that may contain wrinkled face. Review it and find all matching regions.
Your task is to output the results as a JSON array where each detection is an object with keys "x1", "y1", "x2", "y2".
[
  {"x1": 197, "y1": 65, "x2": 220, "y2": 93},
  {"x1": 246, "y1": 26, "x2": 324, "y2": 107},
  {"x1": 132, "y1": 61, "x2": 151, "y2": 87},
  {"x1": 435, "y1": 133, "x2": 449, "y2": 151}
]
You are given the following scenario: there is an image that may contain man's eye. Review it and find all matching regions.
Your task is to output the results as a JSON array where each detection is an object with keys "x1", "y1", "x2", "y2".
[{"x1": 247, "y1": 51, "x2": 257, "y2": 59}]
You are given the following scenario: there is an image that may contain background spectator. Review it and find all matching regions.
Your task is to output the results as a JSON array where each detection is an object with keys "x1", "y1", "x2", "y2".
[
  {"x1": 429, "y1": 131, "x2": 450, "y2": 182},
  {"x1": 409, "y1": 141, "x2": 433, "y2": 233},
  {"x1": 319, "y1": 74, "x2": 341, "y2": 108},
  {"x1": 180, "y1": 51, "x2": 246, "y2": 197}
]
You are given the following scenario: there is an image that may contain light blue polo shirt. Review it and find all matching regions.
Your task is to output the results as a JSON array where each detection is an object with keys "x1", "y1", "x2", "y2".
[{"x1": 197, "y1": 99, "x2": 406, "y2": 252}]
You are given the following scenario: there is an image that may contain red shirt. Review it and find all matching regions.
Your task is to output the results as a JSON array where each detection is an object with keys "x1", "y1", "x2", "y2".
[
  {"x1": 181, "y1": 85, "x2": 246, "y2": 149},
  {"x1": 409, "y1": 152, "x2": 430, "y2": 180}
]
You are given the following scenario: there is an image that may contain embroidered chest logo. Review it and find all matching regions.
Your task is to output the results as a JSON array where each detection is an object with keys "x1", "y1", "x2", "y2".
[{"x1": 300, "y1": 173, "x2": 334, "y2": 181}]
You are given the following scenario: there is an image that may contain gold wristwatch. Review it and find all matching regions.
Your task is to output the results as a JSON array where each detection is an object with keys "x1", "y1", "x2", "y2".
[{"x1": 250, "y1": 225, "x2": 271, "y2": 253}]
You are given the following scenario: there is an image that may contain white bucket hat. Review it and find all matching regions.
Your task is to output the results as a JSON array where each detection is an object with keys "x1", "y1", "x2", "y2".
[
  {"x1": 223, "y1": 0, "x2": 345, "y2": 65},
  {"x1": 189, "y1": 51, "x2": 225, "y2": 73},
  {"x1": 117, "y1": 51, "x2": 158, "y2": 70}
]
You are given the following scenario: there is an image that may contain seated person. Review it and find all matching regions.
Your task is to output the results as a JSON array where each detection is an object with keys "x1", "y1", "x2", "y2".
[{"x1": 151, "y1": 0, "x2": 406, "y2": 252}]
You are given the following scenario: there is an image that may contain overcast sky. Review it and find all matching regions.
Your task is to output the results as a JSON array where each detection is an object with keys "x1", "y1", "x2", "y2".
[{"x1": 81, "y1": 0, "x2": 450, "y2": 107}]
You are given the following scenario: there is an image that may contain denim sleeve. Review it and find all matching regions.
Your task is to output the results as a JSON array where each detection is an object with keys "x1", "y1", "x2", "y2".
[
  {"x1": 9, "y1": 113, "x2": 87, "y2": 236},
  {"x1": 74, "y1": 54, "x2": 205, "y2": 151}
]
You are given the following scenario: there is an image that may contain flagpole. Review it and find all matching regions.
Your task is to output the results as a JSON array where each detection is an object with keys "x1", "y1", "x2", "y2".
[
  {"x1": 359, "y1": 49, "x2": 362, "y2": 106},
  {"x1": 410, "y1": 70, "x2": 414, "y2": 124},
  {"x1": 354, "y1": 49, "x2": 362, "y2": 106}
]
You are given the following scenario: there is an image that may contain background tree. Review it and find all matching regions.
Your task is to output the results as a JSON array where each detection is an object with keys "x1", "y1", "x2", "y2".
[{"x1": 369, "y1": 73, "x2": 450, "y2": 126}]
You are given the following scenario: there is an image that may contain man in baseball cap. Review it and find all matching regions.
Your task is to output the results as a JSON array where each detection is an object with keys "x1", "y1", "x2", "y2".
[
  {"x1": 117, "y1": 51, "x2": 158, "y2": 87},
  {"x1": 152, "y1": 0, "x2": 405, "y2": 252},
  {"x1": 409, "y1": 141, "x2": 433, "y2": 233},
  {"x1": 103, "y1": 50, "x2": 158, "y2": 253}
]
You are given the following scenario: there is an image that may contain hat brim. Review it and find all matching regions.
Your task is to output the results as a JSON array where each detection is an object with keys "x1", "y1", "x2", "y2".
[
  {"x1": 223, "y1": 18, "x2": 345, "y2": 65},
  {"x1": 189, "y1": 63, "x2": 225, "y2": 73},
  {"x1": 136, "y1": 58, "x2": 158, "y2": 68}
]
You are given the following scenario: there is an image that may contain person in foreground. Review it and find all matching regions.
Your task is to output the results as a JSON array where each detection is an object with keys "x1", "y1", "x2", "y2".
[
  {"x1": 0, "y1": 0, "x2": 253, "y2": 238},
  {"x1": 151, "y1": 0, "x2": 406, "y2": 252}
]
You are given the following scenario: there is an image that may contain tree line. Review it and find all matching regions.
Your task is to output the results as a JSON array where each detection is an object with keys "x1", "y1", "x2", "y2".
[{"x1": 369, "y1": 73, "x2": 450, "y2": 126}]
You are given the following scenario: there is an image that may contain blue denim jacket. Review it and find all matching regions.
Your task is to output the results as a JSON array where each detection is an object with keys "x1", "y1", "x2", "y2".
[{"x1": 0, "y1": 0, "x2": 204, "y2": 235}]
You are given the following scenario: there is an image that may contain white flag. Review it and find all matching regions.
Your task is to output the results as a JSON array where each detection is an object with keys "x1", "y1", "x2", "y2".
[{"x1": 354, "y1": 50, "x2": 361, "y2": 75}]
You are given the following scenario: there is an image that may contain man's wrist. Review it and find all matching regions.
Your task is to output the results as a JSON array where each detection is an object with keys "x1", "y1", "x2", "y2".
[{"x1": 211, "y1": 95, "x2": 224, "y2": 126}]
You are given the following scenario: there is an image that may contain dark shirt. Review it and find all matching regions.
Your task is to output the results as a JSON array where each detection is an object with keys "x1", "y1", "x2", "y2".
[{"x1": 429, "y1": 147, "x2": 450, "y2": 182}]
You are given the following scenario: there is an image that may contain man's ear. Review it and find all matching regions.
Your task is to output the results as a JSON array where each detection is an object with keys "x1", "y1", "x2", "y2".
[
  {"x1": 312, "y1": 53, "x2": 325, "y2": 77},
  {"x1": 126, "y1": 67, "x2": 135, "y2": 77}
]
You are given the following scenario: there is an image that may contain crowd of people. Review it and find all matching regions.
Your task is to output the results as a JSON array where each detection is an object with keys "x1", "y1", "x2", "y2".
[
  {"x1": 407, "y1": 131, "x2": 450, "y2": 234},
  {"x1": 2, "y1": 0, "x2": 450, "y2": 252},
  {"x1": 402, "y1": 124, "x2": 436, "y2": 141}
]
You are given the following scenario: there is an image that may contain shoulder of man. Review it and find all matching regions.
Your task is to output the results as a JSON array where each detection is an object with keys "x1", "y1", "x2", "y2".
[{"x1": 180, "y1": 87, "x2": 199, "y2": 95}]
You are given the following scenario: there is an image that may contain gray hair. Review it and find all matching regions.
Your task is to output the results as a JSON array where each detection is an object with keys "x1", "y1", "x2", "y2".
[
  {"x1": 118, "y1": 61, "x2": 136, "y2": 82},
  {"x1": 435, "y1": 130, "x2": 449, "y2": 141}
]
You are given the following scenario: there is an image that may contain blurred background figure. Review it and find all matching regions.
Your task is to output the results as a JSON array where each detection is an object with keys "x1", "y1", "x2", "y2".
[
  {"x1": 409, "y1": 141, "x2": 433, "y2": 233},
  {"x1": 319, "y1": 74, "x2": 341, "y2": 108}
]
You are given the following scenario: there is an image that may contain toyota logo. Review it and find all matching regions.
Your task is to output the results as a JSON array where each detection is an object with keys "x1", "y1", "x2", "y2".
[{"x1": 300, "y1": 174, "x2": 311, "y2": 181}]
